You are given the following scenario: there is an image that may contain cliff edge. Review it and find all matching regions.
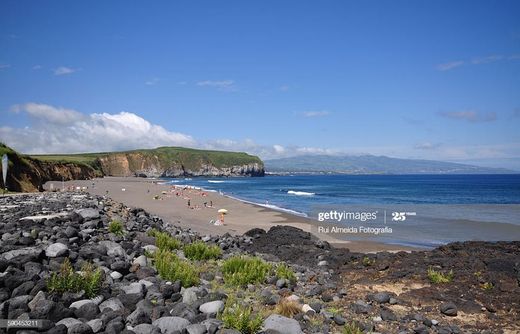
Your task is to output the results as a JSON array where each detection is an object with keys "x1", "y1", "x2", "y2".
[
  {"x1": 1, "y1": 145, "x2": 264, "y2": 192},
  {"x1": 0, "y1": 143, "x2": 100, "y2": 192}
]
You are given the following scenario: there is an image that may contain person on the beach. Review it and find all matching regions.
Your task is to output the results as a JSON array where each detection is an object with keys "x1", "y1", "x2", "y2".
[{"x1": 187, "y1": 199, "x2": 190, "y2": 208}]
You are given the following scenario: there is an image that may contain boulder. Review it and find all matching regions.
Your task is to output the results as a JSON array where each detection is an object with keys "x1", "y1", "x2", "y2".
[
  {"x1": 199, "y1": 300, "x2": 224, "y2": 314},
  {"x1": 440, "y1": 302, "x2": 458, "y2": 316},
  {"x1": 45, "y1": 243, "x2": 69, "y2": 257},
  {"x1": 152, "y1": 316, "x2": 191, "y2": 334},
  {"x1": 263, "y1": 314, "x2": 303, "y2": 334}
]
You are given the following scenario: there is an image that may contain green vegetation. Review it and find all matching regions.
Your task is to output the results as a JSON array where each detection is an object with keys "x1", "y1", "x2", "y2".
[
  {"x1": 108, "y1": 220, "x2": 125, "y2": 236},
  {"x1": 362, "y1": 256, "x2": 375, "y2": 267},
  {"x1": 481, "y1": 282, "x2": 494, "y2": 291},
  {"x1": 343, "y1": 322, "x2": 364, "y2": 334},
  {"x1": 147, "y1": 228, "x2": 160, "y2": 237},
  {"x1": 0, "y1": 142, "x2": 17, "y2": 158},
  {"x1": 47, "y1": 259, "x2": 103, "y2": 298},
  {"x1": 222, "y1": 255, "x2": 272, "y2": 286},
  {"x1": 326, "y1": 306, "x2": 342, "y2": 316},
  {"x1": 427, "y1": 267, "x2": 454, "y2": 284},
  {"x1": 183, "y1": 241, "x2": 222, "y2": 261},
  {"x1": 153, "y1": 249, "x2": 199, "y2": 287},
  {"x1": 31, "y1": 146, "x2": 263, "y2": 174},
  {"x1": 275, "y1": 263, "x2": 296, "y2": 283},
  {"x1": 220, "y1": 297, "x2": 263, "y2": 334},
  {"x1": 145, "y1": 146, "x2": 262, "y2": 170},
  {"x1": 155, "y1": 231, "x2": 183, "y2": 251}
]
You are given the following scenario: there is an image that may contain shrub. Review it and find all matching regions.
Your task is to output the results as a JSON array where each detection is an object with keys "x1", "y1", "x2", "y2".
[
  {"x1": 427, "y1": 267, "x2": 454, "y2": 284},
  {"x1": 326, "y1": 306, "x2": 342, "y2": 316},
  {"x1": 183, "y1": 241, "x2": 222, "y2": 261},
  {"x1": 108, "y1": 220, "x2": 124, "y2": 236},
  {"x1": 147, "y1": 228, "x2": 160, "y2": 237},
  {"x1": 343, "y1": 322, "x2": 363, "y2": 334},
  {"x1": 47, "y1": 259, "x2": 103, "y2": 298},
  {"x1": 222, "y1": 255, "x2": 272, "y2": 286},
  {"x1": 481, "y1": 282, "x2": 494, "y2": 291},
  {"x1": 276, "y1": 263, "x2": 296, "y2": 283},
  {"x1": 220, "y1": 298, "x2": 263, "y2": 334},
  {"x1": 155, "y1": 232, "x2": 183, "y2": 251},
  {"x1": 81, "y1": 262, "x2": 104, "y2": 297},
  {"x1": 275, "y1": 299, "x2": 301, "y2": 317},
  {"x1": 362, "y1": 256, "x2": 375, "y2": 266},
  {"x1": 153, "y1": 249, "x2": 199, "y2": 287}
]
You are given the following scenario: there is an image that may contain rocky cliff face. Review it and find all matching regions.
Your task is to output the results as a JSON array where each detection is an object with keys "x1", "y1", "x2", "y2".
[
  {"x1": 0, "y1": 154, "x2": 98, "y2": 192},
  {"x1": 97, "y1": 153, "x2": 265, "y2": 177}
]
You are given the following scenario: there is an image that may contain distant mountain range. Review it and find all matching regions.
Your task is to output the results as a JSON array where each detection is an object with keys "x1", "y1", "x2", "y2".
[{"x1": 264, "y1": 155, "x2": 517, "y2": 174}]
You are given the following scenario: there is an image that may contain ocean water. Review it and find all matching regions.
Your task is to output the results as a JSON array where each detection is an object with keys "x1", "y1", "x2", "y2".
[{"x1": 162, "y1": 174, "x2": 520, "y2": 248}]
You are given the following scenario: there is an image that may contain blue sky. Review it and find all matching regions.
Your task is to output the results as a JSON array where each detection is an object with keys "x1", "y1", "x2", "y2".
[{"x1": 1, "y1": 1, "x2": 519, "y2": 169}]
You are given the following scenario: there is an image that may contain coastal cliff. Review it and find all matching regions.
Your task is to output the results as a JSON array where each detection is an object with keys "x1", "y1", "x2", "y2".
[
  {"x1": 96, "y1": 148, "x2": 264, "y2": 177},
  {"x1": 1, "y1": 144, "x2": 265, "y2": 192},
  {"x1": 0, "y1": 143, "x2": 99, "y2": 192}
]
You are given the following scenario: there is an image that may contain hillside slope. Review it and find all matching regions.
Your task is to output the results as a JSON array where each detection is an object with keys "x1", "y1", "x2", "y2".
[
  {"x1": 0, "y1": 144, "x2": 99, "y2": 192},
  {"x1": 32, "y1": 147, "x2": 265, "y2": 178},
  {"x1": 265, "y1": 154, "x2": 515, "y2": 174}
]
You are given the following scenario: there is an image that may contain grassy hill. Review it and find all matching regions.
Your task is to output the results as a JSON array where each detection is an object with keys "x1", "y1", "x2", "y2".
[
  {"x1": 0, "y1": 144, "x2": 264, "y2": 192},
  {"x1": 31, "y1": 146, "x2": 264, "y2": 178}
]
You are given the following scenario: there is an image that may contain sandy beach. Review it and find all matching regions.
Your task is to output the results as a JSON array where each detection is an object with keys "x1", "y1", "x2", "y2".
[{"x1": 45, "y1": 177, "x2": 417, "y2": 253}]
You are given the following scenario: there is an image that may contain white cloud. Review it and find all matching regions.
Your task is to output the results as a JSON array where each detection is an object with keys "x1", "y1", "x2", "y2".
[
  {"x1": 0, "y1": 64, "x2": 11, "y2": 70},
  {"x1": 273, "y1": 145, "x2": 286, "y2": 154},
  {"x1": 301, "y1": 110, "x2": 330, "y2": 118},
  {"x1": 414, "y1": 142, "x2": 441, "y2": 150},
  {"x1": 53, "y1": 66, "x2": 78, "y2": 76},
  {"x1": 438, "y1": 110, "x2": 497, "y2": 123},
  {"x1": 196, "y1": 80, "x2": 235, "y2": 91},
  {"x1": 1, "y1": 103, "x2": 195, "y2": 154},
  {"x1": 279, "y1": 85, "x2": 290, "y2": 92},
  {"x1": 145, "y1": 78, "x2": 160, "y2": 86},
  {"x1": 437, "y1": 61, "x2": 464, "y2": 71},
  {"x1": 471, "y1": 55, "x2": 503, "y2": 64},
  {"x1": 2, "y1": 103, "x2": 518, "y2": 169},
  {"x1": 11, "y1": 103, "x2": 85, "y2": 124},
  {"x1": 32, "y1": 65, "x2": 42, "y2": 70},
  {"x1": 437, "y1": 53, "x2": 520, "y2": 71}
]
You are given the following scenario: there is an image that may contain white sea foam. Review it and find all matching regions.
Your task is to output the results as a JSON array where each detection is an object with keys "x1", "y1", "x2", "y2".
[
  {"x1": 208, "y1": 180, "x2": 225, "y2": 183},
  {"x1": 223, "y1": 194, "x2": 308, "y2": 217},
  {"x1": 287, "y1": 190, "x2": 315, "y2": 196}
]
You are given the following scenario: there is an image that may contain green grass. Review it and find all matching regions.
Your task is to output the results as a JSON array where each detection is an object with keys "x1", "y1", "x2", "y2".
[
  {"x1": 47, "y1": 259, "x2": 103, "y2": 298},
  {"x1": 153, "y1": 249, "x2": 199, "y2": 287},
  {"x1": 275, "y1": 263, "x2": 296, "y2": 283},
  {"x1": 343, "y1": 322, "x2": 364, "y2": 334},
  {"x1": 221, "y1": 255, "x2": 272, "y2": 286},
  {"x1": 183, "y1": 241, "x2": 222, "y2": 261},
  {"x1": 155, "y1": 231, "x2": 183, "y2": 251},
  {"x1": 146, "y1": 228, "x2": 160, "y2": 237},
  {"x1": 30, "y1": 146, "x2": 263, "y2": 172},
  {"x1": 108, "y1": 220, "x2": 125, "y2": 236},
  {"x1": 219, "y1": 297, "x2": 263, "y2": 334},
  {"x1": 427, "y1": 267, "x2": 454, "y2": 284}
]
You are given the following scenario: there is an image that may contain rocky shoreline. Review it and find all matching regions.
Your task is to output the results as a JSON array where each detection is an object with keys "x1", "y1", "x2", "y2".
[{"x1": 0, "y1": 192, "x2": 518, "y2": 334}]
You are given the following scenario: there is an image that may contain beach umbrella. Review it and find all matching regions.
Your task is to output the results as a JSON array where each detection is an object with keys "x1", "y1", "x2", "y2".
[{"x1": 218, "y1": 209, "x2": 228, "y2": 214}]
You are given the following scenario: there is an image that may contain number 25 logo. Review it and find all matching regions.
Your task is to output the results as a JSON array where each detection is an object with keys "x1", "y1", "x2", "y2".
[{"x1": 391, "y1": 212, "x2": 406, "y2": 221}]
